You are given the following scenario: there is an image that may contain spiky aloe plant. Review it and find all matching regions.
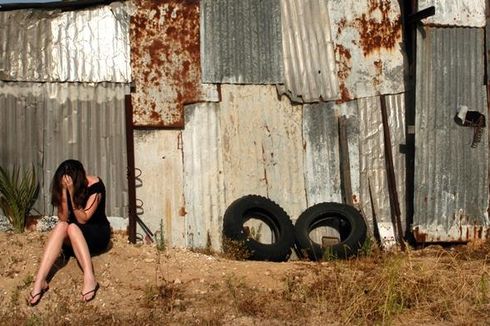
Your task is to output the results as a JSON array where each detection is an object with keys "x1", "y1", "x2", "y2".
[{"x1": 0, "y1": 165, "x2": 39, "y2": 233}]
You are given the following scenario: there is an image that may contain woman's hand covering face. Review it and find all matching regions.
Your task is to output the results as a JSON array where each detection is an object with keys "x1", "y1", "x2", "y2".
[{"x1": 62, "y1": 175, "x2": 74, "y2": 193}]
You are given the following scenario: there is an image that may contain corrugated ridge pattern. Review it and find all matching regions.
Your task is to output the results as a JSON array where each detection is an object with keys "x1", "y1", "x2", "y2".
[
  {"x1": 0, "y1": 82, "x2": 128, "y2": 217},
  {"x1": 281, "y1": 0, "x2": 338, "y2": 102},
  {"x1": 0, "y1": 4, "x2": 130, "y2": 82},
  {"x1": 183, "y1": 103, "x2": 225, "y2": 250},
  {"x1": 414, "y1": 27, "x2": 488, "y2": 235},
  {"x1": 303, "y1": 102, "x2": 342, "y2": 205},
  {"x1": 200, "y1": 0, "x2": 283, "y2": 84}
]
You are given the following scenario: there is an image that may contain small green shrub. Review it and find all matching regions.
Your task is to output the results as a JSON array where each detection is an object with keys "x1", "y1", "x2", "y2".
[{"x1": 0, "y1": 165, "x2": 39, "y2": 233}]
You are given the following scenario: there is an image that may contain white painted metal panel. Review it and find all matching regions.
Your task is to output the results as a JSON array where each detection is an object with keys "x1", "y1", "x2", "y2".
[
  {"x1": 328, "y1": 0, "x2": 406, "y2": 101},
  {"x1": 134, "y1": 130, "x2": 185, "y2": 247},
  {"x1": 219, "y1": 85, "x2": 307, "y2": 221},
  {"x1": 182, "y1": 103, "x2": 225, "y2": 250},
  {"x1": 419, "y1": 0, "x2": 486, "y2": 27}
]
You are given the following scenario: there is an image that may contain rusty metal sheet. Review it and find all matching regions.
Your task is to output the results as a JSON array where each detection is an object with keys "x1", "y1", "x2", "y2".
[
  {"x1": 130, "y1": 0, "x2": 218, "y2": 128},
  {"x1": 418, "y1": 0, "x2": 486, "y2": 27},
  {"x1": 134, "y1": 129, "x2": 186, "y2": 247},
  {"x1": 328, "y1": 0, "x2": 405, "y2": 102},
  {"x1": 414, "y1": 27, "x2": 488, "y2": 242}
]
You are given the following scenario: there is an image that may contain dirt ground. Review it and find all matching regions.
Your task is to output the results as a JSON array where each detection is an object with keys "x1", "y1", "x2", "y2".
[{"x1": 1, "y1": 230, "x2": 489, "y2": 325}]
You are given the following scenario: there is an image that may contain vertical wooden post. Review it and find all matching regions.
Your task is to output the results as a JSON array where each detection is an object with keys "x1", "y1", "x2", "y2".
[
  {"x1": 338, "y1": 116, "x2": 353, "y2": 206},
  {"x1": 125, "y1": 95, "x2": 137, "y2": 244},
  {"x1": 380, "y1": 95, "x2": 406, "y2": 250}
]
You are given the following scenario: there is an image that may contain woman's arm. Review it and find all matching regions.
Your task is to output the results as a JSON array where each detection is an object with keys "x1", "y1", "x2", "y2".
[
  {"x1": 70, "y1": 192, "x2": 101, "y2": 224},
  {"x1": 57, "y1": 189, "x2": 69, "y2": 222},
  {"x1": 63, "y1": 175, "x2": 101, "y2": 224}
]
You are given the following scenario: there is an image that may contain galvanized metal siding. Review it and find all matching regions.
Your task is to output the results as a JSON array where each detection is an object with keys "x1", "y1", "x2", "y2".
[
  {"x1": 414, "y1": 27, "x2": 488, "y2": 242},
  {"x1": 0, "y1": 82, "x2": 45, "y2": 212},
  {"x1": 219, "y1": 85, "x2": 306, "y2": 221},
  {"x1": 183, "y1": 103, "x2": 225, "y2": 250},
  {"x1": 385, "y1": 93, "x2": 406, "y2": 235},
  {"x1": 418, "y1": 0, "x2": 486, "y2": 27},
  {"x1": 134, "y1": 130, "x2": 185, "y2": 246},
  {"x1": 130, "y1": 0, "x2": 218, "y2": 128},
  {"x1": 358, "y1": 94, "x2": 406, "y2": 246},
  {"x1": 279, "y1": 0, "x2": 339, "y2": 102},
  {"x1": 201, "y1": 0, "x2": 284, "y2": 84},
  {"x1": 0, "y1": 3, "x2": 131, "y2": 82},
  {"x1": 0, "y1": 82, "x2": 128, "y2": 218},
  {"x1": 328, "y1": 0, "x2": 405, "y2": 102},
  {"x1": 303, "y1": 103, "x2": 342, "y2": 205}
]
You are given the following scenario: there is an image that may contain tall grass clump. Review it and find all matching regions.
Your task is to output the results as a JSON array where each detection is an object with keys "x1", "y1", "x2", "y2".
[{"x1": 0, "y1": 165, "x2": 39, "y2": 233}]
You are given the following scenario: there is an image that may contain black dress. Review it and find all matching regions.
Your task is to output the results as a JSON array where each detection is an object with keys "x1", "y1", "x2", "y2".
[{"x1": 65, "y1": 178, "x2": 111, "y2": 256}]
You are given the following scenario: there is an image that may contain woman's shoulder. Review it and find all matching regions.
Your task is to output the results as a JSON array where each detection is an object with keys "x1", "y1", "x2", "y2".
[{"x1": 87, "y1": 176, "x2": 105, "y2": 192}]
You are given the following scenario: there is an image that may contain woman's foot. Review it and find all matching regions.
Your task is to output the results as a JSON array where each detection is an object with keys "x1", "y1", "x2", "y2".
[
  {"x1": 81, "y1": 278, "x2": 99, "y2": 302},
  {"x1": 28, "y1": 280, "x2": 49, "y2": 306},
  {"x1": 81, "y1": 282, "x2": 100, "y2": 302}
]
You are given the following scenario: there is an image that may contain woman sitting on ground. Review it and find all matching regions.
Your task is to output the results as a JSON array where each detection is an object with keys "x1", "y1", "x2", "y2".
[{"x1": 28, "y1": 159, "x2": 111, "y2": 305}]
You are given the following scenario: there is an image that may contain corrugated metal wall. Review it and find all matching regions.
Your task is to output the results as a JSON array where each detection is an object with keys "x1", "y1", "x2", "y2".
[
  {"x1": 414, "y1": 27, "x2": 489, "y2": 242},
  {"x1": 130, "y1": 0, "x2": 218, "y2": 128},
  {"x1": 328, "y1": 0, "x2": 406, "y2": 102},
  {"x1": 183, "y1": 103, "x2": 225, "y2": 250},
  {"x1": 0, "y1": 3, "x2": 130, "y2": 220},
  {"x1": 134, "y1": 130, "x2": 185, "y2": 245},
  {"x1": 418, "y1": 0, "x2": 486, "y2": 27},
  {"x1": 201, "y1": 0, "x2": 284, "y2": 84},
  {"x1": 279, "y1": 0, "x2": 339, "y2": 102},
  {"x1": 0, "y1": 3, "x2": 130, "y2": 82},
  {"x1": 0, "y1": 82, "x2": 129, "y2": 217}
]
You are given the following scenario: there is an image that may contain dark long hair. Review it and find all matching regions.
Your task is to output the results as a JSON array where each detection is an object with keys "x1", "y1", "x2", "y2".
[{"x1": 51, "y1": 159, "x2": 88, "y2": 209}]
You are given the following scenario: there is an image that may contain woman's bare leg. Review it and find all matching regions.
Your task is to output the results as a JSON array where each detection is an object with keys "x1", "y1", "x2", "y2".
[
  {"x1": 30, "y1": 221, "x2": 69, "y2": 304},
  {"x1": 66, "y1": 224, "x2": 98, "y2": 301}
]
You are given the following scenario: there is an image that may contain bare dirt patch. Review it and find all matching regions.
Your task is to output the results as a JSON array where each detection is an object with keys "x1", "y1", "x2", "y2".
[{"x1": 0, "y1": 231, "x2": 489, "y2": 325}]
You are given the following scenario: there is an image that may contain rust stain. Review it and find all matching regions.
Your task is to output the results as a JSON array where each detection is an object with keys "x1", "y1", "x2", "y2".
[
  {"x1": 354, "y1": 0, "x2": 402, "y2": 57},
  {"x1": 373, "y1": 59, "x2": 383, "y2": 88},
  {"x1": 179, "y1": 206, "x2": 187, "y2": 217},
  {"x1": 334, "y1": 0, "x2": 402, "y2": 57},
  {"x1": 130, "y1": 0, "x2": 208, "y2": 128},
  {"x1": 352, "y1": 194, "x2": 359, "y2": 204},
  {"x1": 335, "y1": 44, "x2": 352, "y2": 103},
  {"x1": 412, "y1": 227, "x2": 427, "y2": 243}
]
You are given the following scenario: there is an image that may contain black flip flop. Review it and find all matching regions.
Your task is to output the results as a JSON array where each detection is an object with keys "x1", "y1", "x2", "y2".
[
  {"x1": 81, "y1": 282, "x2": 100, "y2": 302},
  {"x1": 27, "y1": 286, "x2": 49, "y2": 306}
]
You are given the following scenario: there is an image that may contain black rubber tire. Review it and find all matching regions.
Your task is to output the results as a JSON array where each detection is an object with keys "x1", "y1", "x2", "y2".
[
  {"x1": 222, "y1": 195, "x2": 295, "y2": 262},
  {"x1": 294, "y1": 202, "x2": 367, "y2": 260}
]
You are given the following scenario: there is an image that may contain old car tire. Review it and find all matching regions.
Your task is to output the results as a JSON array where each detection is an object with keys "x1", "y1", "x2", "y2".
[
  {"x1": 294, "y1": 202, "x2": 367, "y2": 260},
  {"x1": 223, "y1": 195, "x2": 295, "y2": 262}
]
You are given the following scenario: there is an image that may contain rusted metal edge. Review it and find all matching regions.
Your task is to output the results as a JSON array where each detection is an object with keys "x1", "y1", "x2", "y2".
[
  {"x1": 413, "y1": 225, "x2": 490, "y2": 243},
  {"x1": 125, "y1": 95, "x2": 137, "y2": 244}
]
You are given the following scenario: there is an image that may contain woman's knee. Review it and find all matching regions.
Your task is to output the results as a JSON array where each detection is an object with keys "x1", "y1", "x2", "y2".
[
  {"x1": 67, "y1": 223, "x2": 82, "y2": 237},
  {"x1": 53, "y1": 221, "x2": 69, "y2": 234}
]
